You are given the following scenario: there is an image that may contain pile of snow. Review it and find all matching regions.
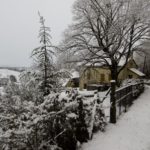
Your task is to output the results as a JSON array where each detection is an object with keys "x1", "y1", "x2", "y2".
[{"x1": 0, "y1": 69, "x2": 20, "y2": 81}]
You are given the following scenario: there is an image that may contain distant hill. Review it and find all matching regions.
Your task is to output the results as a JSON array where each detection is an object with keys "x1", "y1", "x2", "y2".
[{"x1": 0, "y1": 66, "x2": 27, "y2": 72}]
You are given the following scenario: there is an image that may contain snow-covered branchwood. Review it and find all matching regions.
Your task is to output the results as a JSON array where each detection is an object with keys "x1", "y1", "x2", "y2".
[
  {"x1": 0, "y1": 87, "x2": 65, "y2": 150},
  {"x1": 19, "y1": 69, "x2": 44, "y2": 104},
  {"x1": 0, "y1": 73, "x2": 107, "y2": 150},
  {"x1": 0, "y1": 71, "x2": 69, "y2": 150},
  {"x1": 88, "y1": 99, "x2": 97, "y2": 139},
  {"x1": 0, "y1": 77, "x2": 80, "y2": 150},
  {"x1": 88, "y1": 93, "x2": 107, "y2": 139}
]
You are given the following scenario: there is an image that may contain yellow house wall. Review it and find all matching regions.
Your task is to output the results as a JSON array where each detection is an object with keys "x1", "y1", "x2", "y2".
[
  {"x1": 118, "y1": 59, "x2": 138, "y2": 81},
  {"x1": 79, "y1": 59, "x2": 140, "y2": 90},
  {"x1": 80, "y1": 67, "x2": 111, "y2": 89}
]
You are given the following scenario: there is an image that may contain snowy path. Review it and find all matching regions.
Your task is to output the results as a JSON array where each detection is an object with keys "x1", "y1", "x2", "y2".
[{"x1": 82, "y1": 86, "x2": 150, "y2": 150}]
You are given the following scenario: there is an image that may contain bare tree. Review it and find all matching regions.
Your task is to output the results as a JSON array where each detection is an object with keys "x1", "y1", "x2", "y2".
[
  {"x1": 61, "y1": 0, "x2": 150, "y2": 123},
  {"x1": 62, "y1": 0, "x2": 150, "y2": 81}
]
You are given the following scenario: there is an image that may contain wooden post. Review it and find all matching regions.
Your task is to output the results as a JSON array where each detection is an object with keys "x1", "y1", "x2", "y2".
[
  {"x1": 119, "y1": 91, "x2": 122, "y2": 115},
  {"x1": 130, "y1": 85, "x2": 133, "y2": 106},
  {"x1": 110, "y1": 80, "x2": 116, "y2": 123},
  {"x1": 124, "y1": 87, "x2": 127, "y2": 112}
]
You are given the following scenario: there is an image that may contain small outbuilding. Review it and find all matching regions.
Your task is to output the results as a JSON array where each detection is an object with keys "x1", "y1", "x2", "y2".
[{"x1": 66, "y1": 70, "x2": 80, "y2": 88}]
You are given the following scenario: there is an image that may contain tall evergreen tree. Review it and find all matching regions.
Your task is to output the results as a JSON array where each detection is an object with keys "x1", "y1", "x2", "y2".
[{"x1": 32, "y1": 12, "x2": 55, "y2": 96}]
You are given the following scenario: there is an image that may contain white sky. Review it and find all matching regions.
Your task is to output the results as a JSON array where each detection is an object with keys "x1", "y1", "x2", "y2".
[{"x1": 0, "y1": 0, "x2": 75, "y2": 67}]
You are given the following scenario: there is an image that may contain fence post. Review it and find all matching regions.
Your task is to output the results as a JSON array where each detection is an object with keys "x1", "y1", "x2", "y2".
[
  {"x1": 130, "y1": 85, "x2": 133, "y2": 105},
  {"x1": 124, "y1": 87, "x2": 127, "y2": 112},
  {"x1": 110, "y1": 80, "x2": 116, "y2": 124},
  {"x1": 119, "y1": 91, "x2": 121, "y2": 115}
]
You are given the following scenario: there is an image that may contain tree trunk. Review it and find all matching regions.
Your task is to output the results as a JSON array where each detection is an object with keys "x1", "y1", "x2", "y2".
[{"x1": 110, "y1": 65, "x2": 117, "y2": 123}]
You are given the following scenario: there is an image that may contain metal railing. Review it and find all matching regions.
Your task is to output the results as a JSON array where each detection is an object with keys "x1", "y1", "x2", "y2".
[{"x1": 115, "y1": 81, "x2": 144, "y2": 117}]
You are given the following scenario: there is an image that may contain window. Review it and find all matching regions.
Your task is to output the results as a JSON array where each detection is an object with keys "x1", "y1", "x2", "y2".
[
  {"x1": 84, "y1": 84, "x2": 87, "y2": 89},
  {"x1": 128, "y1": 75, "x2": 133, "y2": 79},
  {"x1": 101, "y1": 74, "x2": 105, "y2": 82}
]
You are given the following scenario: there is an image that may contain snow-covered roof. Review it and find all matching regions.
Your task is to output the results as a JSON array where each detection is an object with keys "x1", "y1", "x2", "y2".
[
  {"x1": 129, "y1": 68, "x2": 145, "y2": 77},
  {"x1": 85, "y1": 62, "x2": 104, "y2": 67},
  {"x1": 60, "y1": 70, "x2": 79, "y2": 87},
  {"x1": 71, "y1": 71, "x2": 79, "y2": 79},
  {"x1": 79, "y1": 57, "x2": 135, "y2": 68}
]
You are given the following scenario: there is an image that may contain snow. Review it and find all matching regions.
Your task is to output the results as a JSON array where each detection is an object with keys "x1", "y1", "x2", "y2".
[
  {"x1": 78, "y1": 90, "x2": 95, "y2": 97},
  {"x1": 129, "y1": 68, "x2": 145, "y2": 76},
  {"x1": 144, "y1": 79, "x2": 150, "y2": 85},
  {"x1": 61, "y1": 78, "x2": 70, "y2": 87},
  {"x1": 81, "y1": 86, "x2": 150, "y2": 150},
  {"x1": 118, "y1": 58, "x2": 126, "y2": 66},
  {"x1": 85, "y1": 62, "x2": 104, "y2": 67},
  {"x1": 84, "y1": 57, "x2": 127, "y2": 67},
  {"x1": 59, "y1": 91, "x2": 68, "y2": 100},
  {"x1": 83, "y1": 57, "x2": 138, "y2": 68},
  {"x1": 121, "y1": 79, "x2": 141, "y2": 87},
  {"x1": 71, "y1": 71, "x2": 79, "y2": 79},
  {"x1": 88, "y1": 99, "x2": 97, "y2": 139},
  {"x1": 0, "y1": 87, "x2": 4, "y2": 95},
  {"x1": 0, "y1": 69, "x2": 20, "y2": 81},
  {"x1": 67, "y1": 113, "x2": 77, "y2": 119},
  {"x1": 60, "y1": 70, "x2": 79, "y2": 86}
]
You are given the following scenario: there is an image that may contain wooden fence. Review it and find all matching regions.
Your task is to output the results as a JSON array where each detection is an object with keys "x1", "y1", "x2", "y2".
[{"x1": 115, "y1": 81, "x2": 144, "y2": 118}]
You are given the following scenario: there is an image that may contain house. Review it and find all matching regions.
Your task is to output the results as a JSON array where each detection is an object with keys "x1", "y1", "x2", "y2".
[{"x1": 79, "y1": 58, "x2": 145, "y2": 90}]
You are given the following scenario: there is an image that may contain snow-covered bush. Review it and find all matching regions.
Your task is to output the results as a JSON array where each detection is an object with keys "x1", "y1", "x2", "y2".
[
  {"x1": 0, "y1": 70, "x2": 107, "y2": 150},
  {"x1": 93, "y1": 104, "x2": 106, "y2": 132}
]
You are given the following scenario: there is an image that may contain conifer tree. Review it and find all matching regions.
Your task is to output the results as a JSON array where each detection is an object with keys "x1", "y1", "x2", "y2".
[{"x1": 32, "y1": 12, "x2": 55, "y2": 96}]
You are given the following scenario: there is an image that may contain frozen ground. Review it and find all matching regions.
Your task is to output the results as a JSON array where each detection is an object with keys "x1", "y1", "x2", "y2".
[{"x1": 82, "y1": 86, "x2": 150, "y2": 150}]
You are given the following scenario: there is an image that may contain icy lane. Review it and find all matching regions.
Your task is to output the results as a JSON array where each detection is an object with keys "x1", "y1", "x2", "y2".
[{"x1": 82, "y1": 86, "x2": 150, "y2": 150}]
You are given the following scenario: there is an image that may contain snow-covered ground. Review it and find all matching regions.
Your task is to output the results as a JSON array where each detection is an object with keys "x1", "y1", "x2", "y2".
[
  {"x1": 0, "y1": 69, "x2": 20, "y2": 95},
  {"x1": 81, "y1": 86, "x2": 150, "y2": 150},
  {"x1": 0, "y1": 69, "x2": 20, "y2": 81}
]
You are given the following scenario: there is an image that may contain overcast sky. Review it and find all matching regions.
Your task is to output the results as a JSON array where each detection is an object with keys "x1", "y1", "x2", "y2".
[{"x1": 0, "y1": 0, "x2": 75, "y2": 67}]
